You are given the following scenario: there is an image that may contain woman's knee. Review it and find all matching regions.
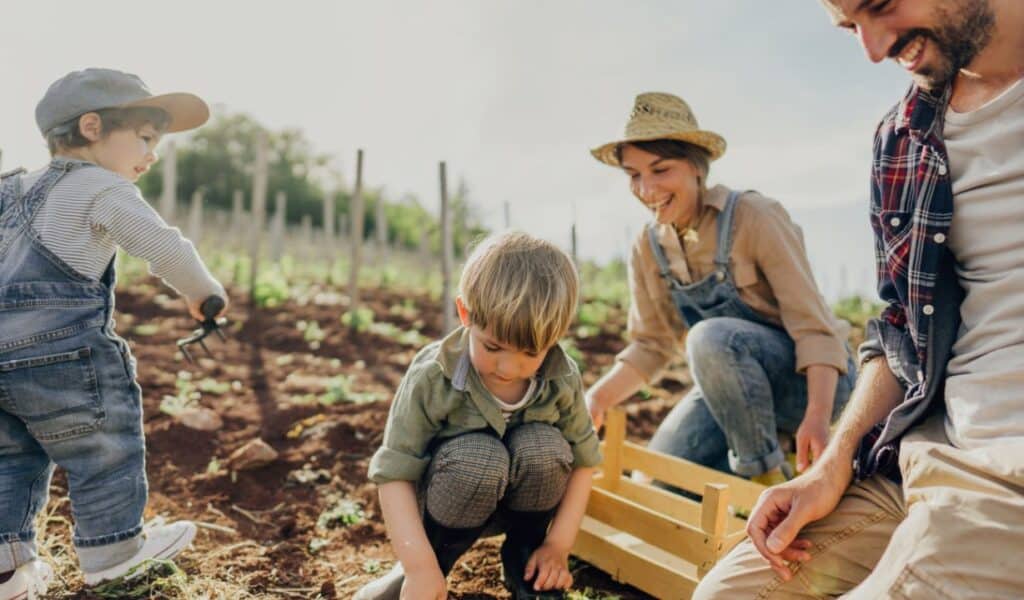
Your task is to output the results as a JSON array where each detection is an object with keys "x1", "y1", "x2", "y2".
[
  {"x1": 424, "y1": 432, "x2": 510, "y2": 527},
  {"x1": 686, "y1": 318, "x2": 745, "y2": 374}
]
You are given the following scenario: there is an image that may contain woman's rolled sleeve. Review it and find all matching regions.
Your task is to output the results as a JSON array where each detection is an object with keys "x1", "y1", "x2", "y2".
[{"x1": 753, "y1": 202, "x2": 848, "y2": 375}]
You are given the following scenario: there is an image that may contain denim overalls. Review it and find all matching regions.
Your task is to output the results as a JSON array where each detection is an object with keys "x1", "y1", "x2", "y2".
[
  {"x1": 645, "y1": 191, "x2": 856, "y2": 477},
  {"x1": 0, "y1": 159, "x2": 146, "y2": 573}
]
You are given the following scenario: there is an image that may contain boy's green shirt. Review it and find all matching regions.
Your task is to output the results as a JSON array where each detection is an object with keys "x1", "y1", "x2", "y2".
[{"x1": 369, "y1": 326, "x2": 602, "y2": 484}]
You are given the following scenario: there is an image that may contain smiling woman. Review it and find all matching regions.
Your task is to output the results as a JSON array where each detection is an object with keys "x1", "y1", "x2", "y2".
[{"x1": 585, "y1": 91, "x2": 857, "y2": 485}]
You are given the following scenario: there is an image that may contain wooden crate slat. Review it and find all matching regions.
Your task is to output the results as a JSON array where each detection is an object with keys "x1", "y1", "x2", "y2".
[
  {"x1": 586, "y1": 487, "x2": 718, "y2": 564},
  {"x1": 621, "y1": 441, "x2": 766, "y2": 510},
  {"x1": 612, "y1": 477, "x2": 749, "y2": 535},
  {"x1": 574, "y1": 516, "x2": 698, "y2": 600}
]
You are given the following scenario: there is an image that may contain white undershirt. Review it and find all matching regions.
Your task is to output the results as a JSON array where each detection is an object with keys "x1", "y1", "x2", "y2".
[
  {"x1": 942, "y1": 77, "x2": 1024, "y2": 448},
  {"x1": 478, "y1": 373, "x2": 540, "y2": 422}
]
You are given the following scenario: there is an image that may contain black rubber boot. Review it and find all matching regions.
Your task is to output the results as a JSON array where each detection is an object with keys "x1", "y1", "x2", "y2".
[
  {"x1": 500, "y1": 508, "x2": 563, "y2": 599},
  {"x1": 353, "y1": 512, "x2": 485, "y2": 600}
]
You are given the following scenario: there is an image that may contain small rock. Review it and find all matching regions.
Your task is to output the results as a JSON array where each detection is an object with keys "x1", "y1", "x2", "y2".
[
  {"x1": 177, "y1": 407, "x2": 223, "y2": 431},
  {"x1": 228, "y1": 438, "x2": 279, "y2": 471}
]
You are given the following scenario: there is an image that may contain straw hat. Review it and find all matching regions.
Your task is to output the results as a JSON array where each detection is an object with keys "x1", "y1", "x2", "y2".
[{"x1": 591, "y1": 92, "x2": 726, "y2": 166}]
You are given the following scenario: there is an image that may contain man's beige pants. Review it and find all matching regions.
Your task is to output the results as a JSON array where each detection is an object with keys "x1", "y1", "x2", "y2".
[{"x1": 694, "y1": 414, "x2": 1024, "y2": 599}]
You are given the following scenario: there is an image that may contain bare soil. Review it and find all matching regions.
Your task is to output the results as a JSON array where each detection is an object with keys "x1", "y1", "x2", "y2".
[{"x1": 49, "y1": 279, "x2": 687, "y2": 599}]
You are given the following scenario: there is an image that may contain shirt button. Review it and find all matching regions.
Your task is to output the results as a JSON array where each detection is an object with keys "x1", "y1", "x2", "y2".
[
  {"x1": 890, "y1": 217, "x2": 902, "y2": 227},
  {"x1": 934, "y1": 233, "x2": 946, "y2": 243},
  {"x1": 937, "y1": 163, "x2": 948, "y2": 176},
  {"x1": 923, "y1": 304, "x2": 934, "y2": 315}
]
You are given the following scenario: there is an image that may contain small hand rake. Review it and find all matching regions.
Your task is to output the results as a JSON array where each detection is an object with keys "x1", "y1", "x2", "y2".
[{"x1": 176, "y1": 295, "x2": 227, "y2": 363}]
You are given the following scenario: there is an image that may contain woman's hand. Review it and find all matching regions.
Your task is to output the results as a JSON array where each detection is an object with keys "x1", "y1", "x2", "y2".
[
  {"x1": 525, "y1": 542, "x2": 574, "y2": 592},
  {"x1": 798, "y1": 364, "x2": 840, "y2": 472},
  {"x1": 794, "y1": 409, "x2": 830, "y2": 473},
  {"x1": 401, "y1": 565, "x2": 447, "y2": 600},
  {"x1": 585, "y1": 391, "x2": 609, "y2": 431}
]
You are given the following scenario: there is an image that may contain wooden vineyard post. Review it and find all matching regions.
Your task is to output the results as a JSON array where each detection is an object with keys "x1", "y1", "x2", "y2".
[
  {"x1": 271, "y1": 190, "x2": 287, "y2": 263},
  {"x1": 231, "y1": 189, "x2": 246, "y2": 249},
  {"x1": 375, "y1": 193, "x2": 388, "y2": 259},
  {"x1": 323, "y1": 187, "x2": 336, "y2": 248},
  {"x1": 439, "y1": 161, "x2": 454, "y2": 334},
  {"x1": 249, "y1": 132, "x2": 268, "y2": 308},
  {"x1": 159, "y1": 139, "x2": 176, "y2": 222},
  {"x1": 188, "y1": 188, "x2": 203, "y2": 245},
  {"x1": 347, "y1": 149, "x2": 365, "y2": 309},
  {"x1": 571, "y1": 223, "x2": 578, "y2": 266}
]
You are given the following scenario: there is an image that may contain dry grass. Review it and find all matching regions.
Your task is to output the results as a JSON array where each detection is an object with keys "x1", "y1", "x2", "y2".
[{"x1": 32, "y1": 496, "x2": 282, "y2": 599}]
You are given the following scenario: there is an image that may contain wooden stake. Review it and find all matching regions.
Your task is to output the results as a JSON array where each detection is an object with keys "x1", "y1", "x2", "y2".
[
  {"x1": 571, "y1": 223, "x2": 578, "y2": 265},
  {"x1": 323, "y1": 187, "x2": 335, "y2": 246},
  {"x1": 188, "y1": 188, "x2": 203, "y2": 245},
  {"x1": 271, "y1": 190, "x2": 287, "y2": 262},
  {"x1": 160, "y1": 139, "x2": 177, "y2": 221},
  {"x1": 347, "y1": 149, "x2": 365, "y2": 307},
  {"x1": 249, "y1": 132, "x2": 268, "y2": 307},
  {"x1": 375, "y1": 193, "x2": 387, "y2": 257},
  {"x1": 231, "y1": 189, "x2": 245, "y2": 249},
  {"x1": 440, "y1": 161, "x2": 454, "y2": 334}
]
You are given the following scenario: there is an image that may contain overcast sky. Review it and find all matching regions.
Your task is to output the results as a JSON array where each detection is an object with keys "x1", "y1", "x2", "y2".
[{"x1": 2, "y1": 1, "x2": 914, "y2": 299}]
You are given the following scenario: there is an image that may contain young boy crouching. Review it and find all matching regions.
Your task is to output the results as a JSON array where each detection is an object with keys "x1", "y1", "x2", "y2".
[{"x1": 356, "y1": 231, "x2": 600, "y2": 599}]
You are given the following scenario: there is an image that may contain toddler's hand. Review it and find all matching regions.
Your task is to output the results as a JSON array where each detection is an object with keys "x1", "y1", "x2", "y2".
[
  {"x1": 525, "y1": 542, "x2": 573, "y2": 592},
  {"x1": 186, "y1": 295, "x2": 229, "y2": 322}
]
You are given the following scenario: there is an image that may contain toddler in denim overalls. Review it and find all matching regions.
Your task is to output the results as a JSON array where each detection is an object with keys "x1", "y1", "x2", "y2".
[{"x1": 0, "y1": 68, "x2": 226, "y2": 598}]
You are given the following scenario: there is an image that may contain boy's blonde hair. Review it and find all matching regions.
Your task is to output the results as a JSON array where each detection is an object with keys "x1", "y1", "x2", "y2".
[{"x1": 459, "y1": 231, "x2": 579, "y2": 353}]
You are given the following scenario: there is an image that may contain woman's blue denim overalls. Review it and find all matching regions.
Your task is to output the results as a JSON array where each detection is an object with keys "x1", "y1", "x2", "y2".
[
  {"x1": 645, "y1": 190, "x2": 856, "y2": 477},
  {"x1": 0, "y1": 159, "x2": 146, "y2": 573}
]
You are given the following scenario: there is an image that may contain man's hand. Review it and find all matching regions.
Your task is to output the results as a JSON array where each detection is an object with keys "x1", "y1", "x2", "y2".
[
  {"x1": 794, "y1": 411, "x2": 830, "y2": 473},
  {"x1": 525, "y1": 542, "x2": 573, "y2": 591},
  {"x1": 745, "y1": 458, "x2": 852, "y2": 581},
  {"x1": 401, "y1": 565, "x2": 447, "y2": 600}
]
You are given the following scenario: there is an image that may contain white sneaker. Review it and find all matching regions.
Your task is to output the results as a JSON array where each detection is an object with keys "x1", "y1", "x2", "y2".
[
  {"x1": 82, "y1": 521, "x2": 197, "y2": 586},
  {"x1": 0, "y1": 560, "x2": 54, "y2": 600}
]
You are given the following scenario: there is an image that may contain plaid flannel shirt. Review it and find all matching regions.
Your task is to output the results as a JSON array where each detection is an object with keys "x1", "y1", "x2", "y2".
[{"x1": 854, "y1": 83, "x2": 965, "y2": 481}]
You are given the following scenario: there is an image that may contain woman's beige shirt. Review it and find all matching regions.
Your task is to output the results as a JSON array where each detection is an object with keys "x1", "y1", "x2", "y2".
[{"x1": 618, "y1": 184, "x2": 849, "y2": 382}]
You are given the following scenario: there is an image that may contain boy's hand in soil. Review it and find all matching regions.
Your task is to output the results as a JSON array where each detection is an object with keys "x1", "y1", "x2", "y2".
[
  {"x1": 401, "y1": 565, "x2": 447, "y2": 600},
  {"x1": 525, "y1": 542, "x2": 573, "y2": 591}
]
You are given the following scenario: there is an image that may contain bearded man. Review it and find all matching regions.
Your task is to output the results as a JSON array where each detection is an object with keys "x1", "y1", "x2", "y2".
[{"x1": 695, "y1": 1, "x2": 1024, "y2": 598}]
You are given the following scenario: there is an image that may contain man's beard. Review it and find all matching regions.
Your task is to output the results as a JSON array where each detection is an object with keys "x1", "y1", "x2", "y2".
[{"x1": 890, "y1": 0, "x2": 996, "y2": 90}]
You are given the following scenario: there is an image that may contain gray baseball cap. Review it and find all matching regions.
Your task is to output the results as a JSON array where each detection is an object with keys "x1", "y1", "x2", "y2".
[{"x1": 35, "y1": 68, "x2": 210, "y2": 136}]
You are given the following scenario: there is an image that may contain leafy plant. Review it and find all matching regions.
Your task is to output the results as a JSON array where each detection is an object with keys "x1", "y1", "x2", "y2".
[
  {"x1": 316, "y1": 498, "x2": 365, "y2": 530},
  {"x1": 319, "y1": 374, "x2": 380, "y2": 405},
  {"x1": 91, "y1": 559, "x2": 188, "y2": 599},
  {"x1": 341, "y1": 306, "x2": 376, "y2": 332}
]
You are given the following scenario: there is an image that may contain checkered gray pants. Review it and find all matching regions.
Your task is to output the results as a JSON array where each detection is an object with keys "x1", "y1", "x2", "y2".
[{"x1": 423, "y1": 423, "x2": 573, "y2": 528}]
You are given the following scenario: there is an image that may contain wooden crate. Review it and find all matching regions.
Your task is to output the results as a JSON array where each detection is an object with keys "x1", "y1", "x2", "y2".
[{"x1": 572, "y1": 408, "x2": 767, "y2": 599}]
